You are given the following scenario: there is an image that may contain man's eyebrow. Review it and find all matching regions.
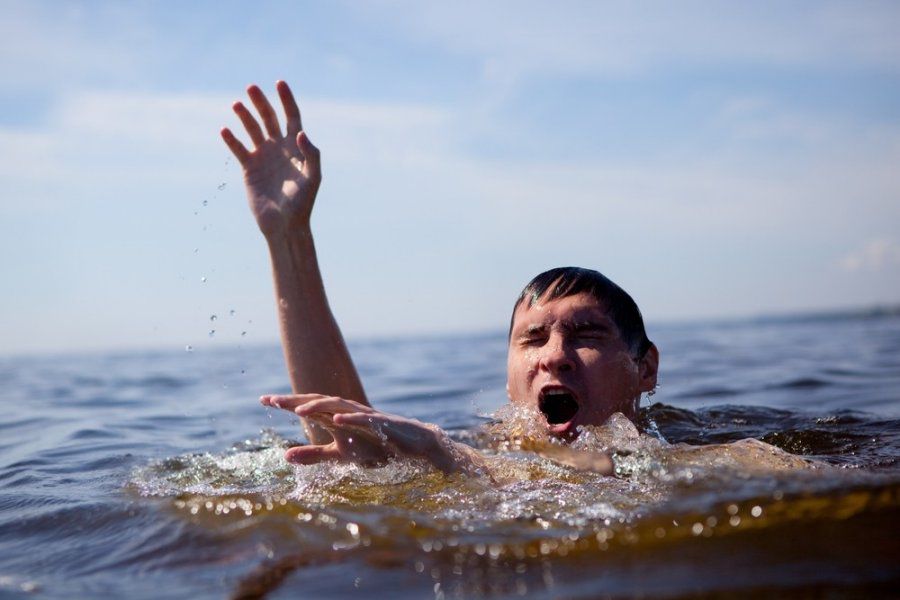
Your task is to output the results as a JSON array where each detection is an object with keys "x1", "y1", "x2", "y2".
[
  {"x1": 520, "y1": 323, "x2": 548, "y2": 336},
  {"x1": 569, "y1": 319, "x2": 615, "y2": 333}
]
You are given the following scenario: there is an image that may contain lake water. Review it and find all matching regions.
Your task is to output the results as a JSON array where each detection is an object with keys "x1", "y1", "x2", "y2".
[{"x1": 1, "y1": 311, "x2": 899, "y2": 598}]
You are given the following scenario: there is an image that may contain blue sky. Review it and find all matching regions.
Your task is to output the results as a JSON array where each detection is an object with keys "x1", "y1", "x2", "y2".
[{"x1": 2, "y1": 1, "x2": 899, "y2": 355}]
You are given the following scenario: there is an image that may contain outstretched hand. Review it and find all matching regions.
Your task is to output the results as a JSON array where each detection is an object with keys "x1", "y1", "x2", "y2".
[
  {"x1": 261, "y1": 394, "x2": 483, "y2": 475},
  {"x1": 221, "y1": 81, "x2": 320, "y2": 237}
]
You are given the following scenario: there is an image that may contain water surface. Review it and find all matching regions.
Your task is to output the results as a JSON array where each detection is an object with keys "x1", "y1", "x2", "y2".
[{"x1": 1, "y1": 312, "x2": 898, "y2": 598}]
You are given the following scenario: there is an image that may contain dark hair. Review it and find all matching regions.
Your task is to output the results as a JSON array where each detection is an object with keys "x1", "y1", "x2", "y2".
[{"x1": 509, "y1": 267, "x2": 653, "y2": 358}]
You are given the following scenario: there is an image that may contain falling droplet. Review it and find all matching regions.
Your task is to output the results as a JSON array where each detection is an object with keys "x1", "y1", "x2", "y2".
[
  {"x1": 193, "y1": 248, "x2": 199, "y2": 253},
  {"x1": 185, "y1": 345, "x2": 193, "y2": 352},
  {"x1": 217, "y1": 183, "x2": 227, "y2": 190},
  {"x1": 210, "y1": 315, "x2": 217, "y2": 322},
  {"x1": 201, "y1": 277, "x2": 207, "y2": 283},
  {"x1": 202, "y1": 200, "x2": 208, "y2": 206},
  {"x1": 229, "y1": 309, "x2": 236, "y2": 316},
  {"x1": 208, "y1": 330, "x2": 215, "y2": 337},
  {"x1": 241, "y1": 331, "x2": 247, "y2": 336}
]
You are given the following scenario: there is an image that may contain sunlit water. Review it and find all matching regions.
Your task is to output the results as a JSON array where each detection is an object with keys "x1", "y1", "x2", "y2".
[{"x1": 1, "y1": 312, "x2": 899, "y2": 598}]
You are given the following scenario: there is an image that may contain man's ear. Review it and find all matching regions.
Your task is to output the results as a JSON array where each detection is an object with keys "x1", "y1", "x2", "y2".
[{"x1": 637, "y1": 343, "x2": 659, "y2": 393}]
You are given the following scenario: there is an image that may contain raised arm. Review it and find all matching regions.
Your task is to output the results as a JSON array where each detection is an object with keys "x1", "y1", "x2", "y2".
[{"x1": 221, "y1": 81, "x2": 368, "y2": 444}]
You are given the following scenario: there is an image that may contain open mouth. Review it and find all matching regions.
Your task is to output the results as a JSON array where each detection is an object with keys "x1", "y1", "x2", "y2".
[{"x1": 538, "y1": 388, "x2": 580, "y2": 425}]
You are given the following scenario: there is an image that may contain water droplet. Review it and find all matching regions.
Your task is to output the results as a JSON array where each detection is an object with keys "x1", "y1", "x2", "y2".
[
  {"x1": 241, "y1": 331, "x2": 247, "y2": 336},
  {"x1": 210, "y1": 314, "x2": 217, "y2": 321},
  {"x1": 217, "y1": 182, "x2": 227, "y2": 190},
  {"x1": 208, "y1": 330, "x2": 215, "y2": 337},
  {"x1": 201, "y1": 277, "x2": 207, "y2": 283},
  {"x1": 202, "y1": 200, "x2": 208, "y2": 206},
  {"x1": 193, "y1": 248, "x2": 199, "y2": 253},
  {"x1": 185, "y1": 345, "x2": 193, "y2": 352},
  {"x1": 229, "y1": 309, "x2": 236, "y2": 316}
]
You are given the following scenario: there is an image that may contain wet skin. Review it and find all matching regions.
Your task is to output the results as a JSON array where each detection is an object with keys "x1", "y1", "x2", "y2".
[{"x1": 506, "y1": 291, "x2": 659, "y2": 438}]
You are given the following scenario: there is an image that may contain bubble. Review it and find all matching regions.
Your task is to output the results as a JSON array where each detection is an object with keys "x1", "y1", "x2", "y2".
[
  {"x1": 210, "y1": 315, "x2": 217, "y2": 321},
  {"x1": 185, "y1": 345, "x2": 193, "y2": 352},
  {"x1": 750, "y1": 505, "x2": 762, "y2": 518}
]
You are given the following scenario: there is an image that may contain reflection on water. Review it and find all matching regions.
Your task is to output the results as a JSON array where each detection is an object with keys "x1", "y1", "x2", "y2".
[{"x1": 1, "y1": 313, "x2": 900, "y2": 598}]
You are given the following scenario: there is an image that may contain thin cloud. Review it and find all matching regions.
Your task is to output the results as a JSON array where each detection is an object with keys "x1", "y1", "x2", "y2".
[
  {"x1": 839, "y1": 238, "x2": 900, "y2": 272},
  {"x1": 362, "y1": 0, "x2": 900, "y2": 83}
]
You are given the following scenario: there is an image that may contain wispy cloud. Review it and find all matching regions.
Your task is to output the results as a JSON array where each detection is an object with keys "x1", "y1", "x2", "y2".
[
  {"x1": 839, "y1": 238, "x2": 900, "y2": 271},
  {"x1": 365, "y1": 0, "x2": 900, "y2": 84}
]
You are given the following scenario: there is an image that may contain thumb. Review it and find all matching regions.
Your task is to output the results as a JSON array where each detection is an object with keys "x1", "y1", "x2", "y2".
[
  {"x1": 296, "y1": 131, "x2": 321, "y2": 176},
  {"x1": 284, "y1": 442, "x2": 340, "y2": 465}
]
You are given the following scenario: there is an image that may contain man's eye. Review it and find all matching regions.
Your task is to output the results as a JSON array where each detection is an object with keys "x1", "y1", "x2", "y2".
[{"x1": 576, "y1": 330, "x2": 609, "y2": 342}]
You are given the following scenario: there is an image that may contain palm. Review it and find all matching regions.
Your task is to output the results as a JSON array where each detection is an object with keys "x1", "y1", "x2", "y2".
[{"x1": 242, "y1": 138, "x2": 315, "y2": 235}]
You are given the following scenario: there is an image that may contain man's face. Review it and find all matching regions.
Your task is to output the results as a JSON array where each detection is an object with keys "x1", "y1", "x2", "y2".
[{"x1": 506, "y1": 291, "x2": 658, "y2": 438}]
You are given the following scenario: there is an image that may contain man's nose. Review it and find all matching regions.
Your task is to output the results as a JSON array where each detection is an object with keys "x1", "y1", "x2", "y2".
[{"x1": 539, "y1": 336, "x2": 575, "y2": 374}]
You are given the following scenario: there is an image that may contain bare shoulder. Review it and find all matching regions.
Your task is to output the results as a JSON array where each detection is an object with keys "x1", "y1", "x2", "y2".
[{"x1": 668, "y1": 437, "x2": 821, "y2": 472}]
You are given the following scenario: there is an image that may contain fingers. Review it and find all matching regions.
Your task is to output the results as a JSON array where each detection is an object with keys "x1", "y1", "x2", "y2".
[
  {"x1": 220, "y1": 127, "x2": 249, "y2": 166},
  {"x1": 277, "y1": 80, "x2": 302, "y2": 136},
  {"x1": 233, "y1": 101, "x2": 265, "y2": 147},
  {"x1": 295, "y1": 397, "x2": 370, "y2": 418},
  {"x1": 260, "y1": 394, "x2": 367, "y2": 414},
  {"x1": 284, "y1": 443, "x2": 341, "y2": 465},
  {"x1": 260, "y1": 393, "x2": 324, "y2": 410},
  {"x1": 248, "y1": 84, "x2": 283, "y2": 139}
]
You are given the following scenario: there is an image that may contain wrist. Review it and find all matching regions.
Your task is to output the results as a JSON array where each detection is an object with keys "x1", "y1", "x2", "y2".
[{"x1": 265, "y1": 225, "x2": 313, "y2": 252}]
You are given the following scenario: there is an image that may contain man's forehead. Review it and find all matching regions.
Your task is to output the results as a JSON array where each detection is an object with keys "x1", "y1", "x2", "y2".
[{"x1": 511, "y1": 293, "x2": 612, "y2": 330}]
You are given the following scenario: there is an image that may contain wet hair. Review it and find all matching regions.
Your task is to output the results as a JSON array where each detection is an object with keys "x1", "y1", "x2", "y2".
[{"x1": 509, "y1": 267, "x2": 653, "y2": 358}]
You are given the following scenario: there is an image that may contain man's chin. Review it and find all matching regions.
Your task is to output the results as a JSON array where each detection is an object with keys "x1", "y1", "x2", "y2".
[{"x1": 546, "y1": 417, "x2": 579, "y2": 440}]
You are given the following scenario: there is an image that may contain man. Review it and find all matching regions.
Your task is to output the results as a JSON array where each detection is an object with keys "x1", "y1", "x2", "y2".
[{"x1": 221, "y1": 82, "x2": 658, "y2": 475}]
